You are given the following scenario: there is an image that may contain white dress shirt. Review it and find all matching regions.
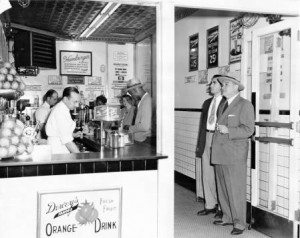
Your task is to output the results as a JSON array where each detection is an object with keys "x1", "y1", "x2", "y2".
[
  {"x1": 206, "y1": 95, "x2": 223, "y2": 131},
  {"x1": 46, "y1": 101, "x2": 75, "y2": 154}
]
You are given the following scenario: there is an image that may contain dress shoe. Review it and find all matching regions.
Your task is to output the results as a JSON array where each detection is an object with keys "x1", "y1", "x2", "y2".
[
  {"x1": 197, "y1": 207, "x2": 217, "y2": 216},
  {"x1": 231, "y1": 228, "x2": 245, "y2": 235},
  {"x1": 214, "y1": 210, "x2": 223, "y2": 219},
  {"x1": 213, "y1": 220, "x2": 233, "y2": 226}
]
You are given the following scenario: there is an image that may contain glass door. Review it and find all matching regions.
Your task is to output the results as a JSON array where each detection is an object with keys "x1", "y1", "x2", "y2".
[{"x1": 251, "y1": 19, "x2": 299, "y2": 221}]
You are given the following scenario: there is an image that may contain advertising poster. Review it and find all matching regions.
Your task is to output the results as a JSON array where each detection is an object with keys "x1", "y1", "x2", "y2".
[
  {"x1": 189, "y1": 33, "x2": 199, "y2": 72},
  {"x1": 207, "y1": 26, "x2": 219, "y2": 68},
  {"x1": 184, "y1": 75, "x2": 196, "y2": 84},
  {"x1": 229, "y1": 18, "x2": 243, "y2": 63},
  {"x1": 37, "y1": 188, "x2": 122, "y2": 238},
  {"x1": 48, "y1": 75, "x2": 62, "y2": 85},
  {"x1": 198, "y1": 70, "x2": 208, "y2": 84}
]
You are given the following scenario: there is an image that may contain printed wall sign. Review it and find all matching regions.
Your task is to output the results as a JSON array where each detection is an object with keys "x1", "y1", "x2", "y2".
[
  {"x1": 25, "y1": 85, "x2": 42, "y2": 91},
  {"x1": 48, "y1": 75, "x2": 62, "y2": 85},
  {"x1": 229, "y1": 18, "x2": 243, "y2": 64},
  {"x1": 198, "y1": 70, "x2": 208, "y2": 84},
  {"x1": 60, "y1": 51, "x2": 92, "y2": 76},
  {"x1": 207, "y1": 26, "x2": 219, "y2": 68},
  {"x1": 184, "y1": 75, "x2": 196, "y2": 84},
  {"x1": 67, "y1": 75, "x2": 85, "y2": 85},
  {"x1": 87, "y1": 76, "x2": 102, "y2": 85},
  {"x1": 37, "y1": 188, "x2": 122, "y2": 238},
  {"x1": 189, "y1": 33, "x2": 199, "y2": 71}
]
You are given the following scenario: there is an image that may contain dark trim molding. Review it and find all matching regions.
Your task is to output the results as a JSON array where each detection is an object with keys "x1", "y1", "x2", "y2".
[
  {"x1": 247, "y1": 202, "x2": 293, "y2": 238},
  {"x1": 175, "y1": 108, "x2": 202, "y2": 112},
  {"x1": 259, "y1": 110, "x2": 290, "y2": 115},
  {"x1": 175, "y1": 171, "x2": 196, "y2": 193}
]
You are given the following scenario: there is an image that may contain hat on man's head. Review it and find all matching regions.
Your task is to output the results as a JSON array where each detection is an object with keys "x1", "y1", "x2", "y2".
[
  {"x1": 124, "y1": 78, "x2": 144, "y2": 92},
  {"x1": 215, "y1": 72, "x2": 244, "y2": 91}
]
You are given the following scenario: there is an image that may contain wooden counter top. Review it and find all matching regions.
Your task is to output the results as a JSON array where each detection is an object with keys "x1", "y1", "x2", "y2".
[{"x1": 0, "y1": 136, "x2": 167, "y2": 178}]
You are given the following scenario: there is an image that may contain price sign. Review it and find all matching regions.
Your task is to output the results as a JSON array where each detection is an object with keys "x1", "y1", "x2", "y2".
[
  {"x1": 189, "y1": 33, "x2": 199, "y2": 71},
  {"x1": 207, "y1": 26, "x2": 219, "y2": 68}
]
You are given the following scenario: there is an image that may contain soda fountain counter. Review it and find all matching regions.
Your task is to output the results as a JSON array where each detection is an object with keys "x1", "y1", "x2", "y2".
[{"x1": 0, "y1": 139, "x2": 167, "y2": 238}]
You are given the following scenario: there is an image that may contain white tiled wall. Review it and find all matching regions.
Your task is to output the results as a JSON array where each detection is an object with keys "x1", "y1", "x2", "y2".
[
  {"x1": 175, "y1": 110, "x2": 200, "y2": 179},
  {"x1": 175, "y1": 109, "x2": 252, "y2": 202}
]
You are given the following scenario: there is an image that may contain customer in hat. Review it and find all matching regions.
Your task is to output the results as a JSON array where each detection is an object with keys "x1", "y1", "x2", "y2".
[
  {"x1": 124, "y1": 78, "x2": 152, "y2": 143},
  {"x1": 211, "y1": 73, "x2": 255, "y2": 235},
  {"x1": 195, "y1": 75, "x2": 226, "y2": 219}
]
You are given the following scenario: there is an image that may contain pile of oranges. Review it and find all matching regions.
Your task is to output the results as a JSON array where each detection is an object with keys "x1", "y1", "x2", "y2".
[
  {"x1": 0, "y1": 62, "x2": 26, "y2": 92},
  {"x1": 0, "y1": 118, "x2": 33, "y2": 159}
]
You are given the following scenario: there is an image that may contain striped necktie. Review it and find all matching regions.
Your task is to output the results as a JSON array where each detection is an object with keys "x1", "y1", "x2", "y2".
[{"x1": 208, "y1": 98, "x2": 216, "y2": 124}]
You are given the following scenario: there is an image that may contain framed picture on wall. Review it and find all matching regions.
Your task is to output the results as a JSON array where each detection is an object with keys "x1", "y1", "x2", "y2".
[
  {"x1": 60, "y1": 50, "x2": 92, "y2": 76},
  {"x1": 207, "y1": 26, "x2": 219, "y2": 68},
  {"x1": 229, "y1": 18, "x2": 243, "y2": 64},
  {"x1": 189, "y1": 33, "x2": 199, "y2": 71}
]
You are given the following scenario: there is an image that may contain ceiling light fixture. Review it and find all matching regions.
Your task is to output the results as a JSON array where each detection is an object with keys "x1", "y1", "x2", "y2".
[
  {"x1": 18, "y1": 0, "x2": 30, "y2": 8},
  {"x1": 80, "y1": 2, "x2": 121, "y2": 38}
]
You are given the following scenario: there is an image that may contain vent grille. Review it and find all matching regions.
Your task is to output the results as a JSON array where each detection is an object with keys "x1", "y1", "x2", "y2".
[{"x1": 32, "y1": 33, "x2": 56, "y2": 69}]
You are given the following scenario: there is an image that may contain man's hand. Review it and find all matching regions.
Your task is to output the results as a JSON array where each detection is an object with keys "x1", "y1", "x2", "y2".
[
  {"x1": 216, "y1": 124, "x2": 229, "y2": 134},
  {"x1": 73, "y1": 131, "x2": 83, "y2": 138},
  {"x1": 123, "y1": 125, "x2": 130, "y2": 131}
]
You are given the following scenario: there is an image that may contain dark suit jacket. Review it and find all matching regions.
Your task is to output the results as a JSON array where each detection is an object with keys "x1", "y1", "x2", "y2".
[
  {"x1": 195, "y1": 96, "x2": 226, "y2": 158},
  {"x1": 211, "y1": 95, "x2": 255, "y2": 165}
]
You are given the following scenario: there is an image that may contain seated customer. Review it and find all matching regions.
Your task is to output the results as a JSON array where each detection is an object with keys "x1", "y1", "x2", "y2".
[{"x1": 121, "y1": 94, "x2": 136, "y2": 127}]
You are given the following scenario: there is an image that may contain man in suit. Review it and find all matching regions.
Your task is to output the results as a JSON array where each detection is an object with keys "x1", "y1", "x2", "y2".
[
  {"x1": 196, "y1": 75, "x2": 226, "y2": 218},
  {"x1": 124, "y1": 78, "x2": 152, "y2": 143},
  {"x1": 211, "y1": 74, "x2": 255, "y2": 235}
]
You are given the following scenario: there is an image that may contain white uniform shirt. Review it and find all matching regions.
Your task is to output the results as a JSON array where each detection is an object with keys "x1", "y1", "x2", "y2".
[
  {"x1": 206, "y1": 95, "x2": 223, "y2": 131},
  {"x1": 35, "y1": 101, "x2": 51, "y2": 123},
  {"x1": 46, "y1": 101, "x2": 75, "y2": 154}
]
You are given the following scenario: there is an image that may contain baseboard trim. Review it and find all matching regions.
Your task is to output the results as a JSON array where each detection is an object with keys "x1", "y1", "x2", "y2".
[
  {"x1": 247, "y1": 202, "x2": 293, "y2": 238},
  {"x1": 175, "y1": 171, "x2": 196, "y2": 193}
]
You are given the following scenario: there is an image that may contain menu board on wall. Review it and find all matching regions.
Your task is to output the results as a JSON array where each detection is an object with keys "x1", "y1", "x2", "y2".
[
  {"x1": 107, "y1": 44, "x2": 134, "y2": 102},
  {"x1": 60, "y1": 51, "x2": 92, "y2": 76},
  {"x1": 207, "y1": 26, "x2": 219, "y2": 68},
  {"x1": 37, "y1": 188, "x2": 122, "y2": 238}
]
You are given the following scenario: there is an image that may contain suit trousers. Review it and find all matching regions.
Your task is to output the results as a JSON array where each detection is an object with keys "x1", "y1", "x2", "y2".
[
  {"x1": 215, "y1": 164, "x2": 247, "y2": 230},
  {"x1": 201, "y1": 132, "x2": 217, "y2": 209}
]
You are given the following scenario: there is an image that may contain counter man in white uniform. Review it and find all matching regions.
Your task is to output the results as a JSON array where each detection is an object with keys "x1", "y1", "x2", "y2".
[
  {"x1": 46, "y1": 87, "x2": 82, "y2": 154},
  {"x1": 35, "y1": 89, "x2": 58, "y2": 140}
]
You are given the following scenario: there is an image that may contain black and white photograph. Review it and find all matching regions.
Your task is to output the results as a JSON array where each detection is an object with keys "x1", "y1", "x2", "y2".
[{"x1": 0, "y1": 1, "x2": 298, "y2": 238}]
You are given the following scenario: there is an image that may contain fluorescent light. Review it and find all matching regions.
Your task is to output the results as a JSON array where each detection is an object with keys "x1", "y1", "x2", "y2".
[
  {"x1": 80, "y1": 2, "x2": 121, "y2": 38},
  {"x1": 109, "y1": 3, "x2": 121, "y2": 15},
  {"x1": 80, "y1": 27, "x2": 90, "y2": 38},
  {"x1": 86, "y1": 28, "x2": 96, "y2": 38},
  {"x1": 101, "y1": 2, "x2": 113, "y2": 14},
  {"x1": 95, "y1": 15, "x2": 109, "y2": 29},
  {"x1": 89, "y1": 14, "x2": 102, "y2": 28}
]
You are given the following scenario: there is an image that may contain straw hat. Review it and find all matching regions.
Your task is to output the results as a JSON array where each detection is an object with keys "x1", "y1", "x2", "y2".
[
  {"x1": 215, "y1": 72, "x2": 244, "y2": 91},
  {"x1": 124, "y1": 78, "x2": 144, "y2": 91}
]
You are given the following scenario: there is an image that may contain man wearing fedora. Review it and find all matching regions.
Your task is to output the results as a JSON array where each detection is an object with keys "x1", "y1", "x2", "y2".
[
  {"x1": 124, "y1": 78, "x2": 152, "y2": 143},
  {"x1": 211, "y1": 73, "x2": 254, "y2": 235}
]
